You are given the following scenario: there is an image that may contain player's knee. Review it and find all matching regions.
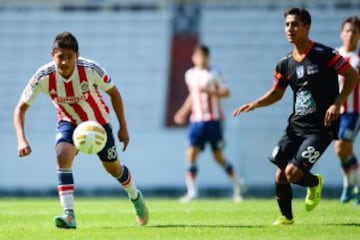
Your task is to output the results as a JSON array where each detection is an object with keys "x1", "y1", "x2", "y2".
[
  {"x1": 335, "y1": 147, "x2": 351, "y2": 160},
  {"x1": 285, "y1": 165, "x2": 302, "y2": 183},
  {"x1": 103, "y1": 160, "x2": 122, "y2": 177},
  {"x1": 275, "y1": 168, "x2": 288, "y2": 184},
  {"x1": 335, "y1": 141, "x2": 352, "y2": 160},
  {"x1": 56, "y1": 142, "x2": 77, "y2": 164}
]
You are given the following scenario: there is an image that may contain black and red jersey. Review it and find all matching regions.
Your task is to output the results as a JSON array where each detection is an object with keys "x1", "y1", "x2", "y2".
[{"x1": 273, "y1": 41, "x2": 352, "y2": 137}]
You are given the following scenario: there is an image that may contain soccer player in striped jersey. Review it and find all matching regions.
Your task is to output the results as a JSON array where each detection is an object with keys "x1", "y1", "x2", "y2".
[
  {"x1": 13, "y1": 32, "x2": 148, "y2": 229},
  {"x1": 334, "y1": 15, "x2": 360, "y2": 204},
  {"x1": 174, "y1": 44, "x2": 244, "y2": 203},
  {"x1": 233, "y1": 8, "x2": 358, "y2": 225}
]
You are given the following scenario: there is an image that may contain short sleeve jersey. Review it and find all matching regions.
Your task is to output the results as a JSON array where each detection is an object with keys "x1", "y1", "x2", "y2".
[
  {"x1": 337, "y1": 46, "x2": 360, "y2": 114},
  {"x1": 21, "y1": 57, "x2": 114, "y2": 125},
  {"x1": 273, "y1": 41, "x2": 351, "y2": 137},
  {"x1": 185, "y1": 66, "x2": 227, "y2": 122}
]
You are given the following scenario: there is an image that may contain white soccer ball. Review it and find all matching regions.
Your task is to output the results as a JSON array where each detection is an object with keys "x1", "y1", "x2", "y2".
[{"x1": 73, "y1": 120, "x2": 107, "y2": 154}]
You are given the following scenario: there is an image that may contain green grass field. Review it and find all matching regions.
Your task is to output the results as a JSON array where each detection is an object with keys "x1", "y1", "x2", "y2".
[{"x1": 0, "y1": 197, "x2": 359, "y2": 240}]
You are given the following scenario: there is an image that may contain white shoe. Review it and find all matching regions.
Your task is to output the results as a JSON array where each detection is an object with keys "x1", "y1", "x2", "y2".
[
  {"x1": 233, "y1": 194, "x2": 244, "y2": 203},
  {"x1": 233, "y1": 182, "x2": 244, "y2": 203},
  {"x1": 179, "y1": 193, "x2": 198, "y2": 203}
]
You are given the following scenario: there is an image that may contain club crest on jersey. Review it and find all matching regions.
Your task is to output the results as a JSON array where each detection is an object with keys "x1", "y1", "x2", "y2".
[
  {"x1": 80, "y1": 82, "x2": 89, "y2": 92},
  {"x1": 296, "y1": 66, "x2": 305, "y2": 79},
  {"x1": 306, "y1": 64, "x2": 319, "y2": 75},
  {"x1": 103, "y1": 75, "x2": 111, "y2": 83}
]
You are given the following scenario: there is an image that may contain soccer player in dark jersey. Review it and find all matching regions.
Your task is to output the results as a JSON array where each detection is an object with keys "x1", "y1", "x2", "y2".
[{"x1": 233, "y1": 8, "x2": 359, "y2": 225}]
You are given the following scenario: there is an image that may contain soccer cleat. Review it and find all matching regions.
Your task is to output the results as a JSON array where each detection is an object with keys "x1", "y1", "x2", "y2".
[
  {"x1": 272, "y1": 216, "x2": 294, "y2": 225},
  {"x1": 340, "y1": 186, "x2": 354, "y2": 203},
  {"x1": 179, "y1": 193, "x2": 198, "y2": 203},
  {"x1": 131, "y1": 190, "x2": 149, "y2": 225},
  {"x1": 305, "y1": 174, "x2": 324, "y2": 212},
  {"x1": 54, "y1": 210, "x2": 77, "y2": 229},
  {"x1": 233, "y1": 194, "x2": 244, "y2": 203}
]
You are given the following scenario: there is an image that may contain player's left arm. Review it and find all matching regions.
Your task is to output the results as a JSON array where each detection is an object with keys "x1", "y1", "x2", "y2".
[
  {"x1": 325, "y1": 65, "x2": 359, "y2": 126},
  {"x1": 201, "y1": 72, "x2": 230, "y2": 98},
  {"x1": 106, "y1": 86, "x2": 129, "y2": 152},
  {"x1": 201, "y1": 87, "x2": 229, "y2": 98}
]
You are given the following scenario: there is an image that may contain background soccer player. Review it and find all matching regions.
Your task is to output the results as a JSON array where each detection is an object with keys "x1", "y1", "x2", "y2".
[
  {"x1": 174, "y1": 44, "x2": 244, "y2": 202},
  {"x1": 233, "y1": 8, "x2": 358, "y2": 225},
  {"x1": 13, "y1": 32, "x2": 149, "y2": 229},
  {"x1": 334, "y1": 15, "x2": 360, "y2": 204}
]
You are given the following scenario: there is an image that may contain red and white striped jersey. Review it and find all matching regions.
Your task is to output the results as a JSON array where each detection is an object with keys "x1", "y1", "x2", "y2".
[
  {"x1": 337, "y1": 46, "x2": 360, "y2": 114},
  {"x1": 185, "y1": 66, "x2": 227, "y2": 122},
  {"x1": 21, "y1": 57, "x2": 114, "y2": 125}
]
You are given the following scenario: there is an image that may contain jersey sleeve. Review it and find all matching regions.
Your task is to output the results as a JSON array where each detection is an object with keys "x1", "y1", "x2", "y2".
[
  {"x1": 21, "y1": 73, "x2": 46, "y2": 106},
  {"x1": 213, "y1": 69, "x2": 228, "y2": 90},
  {"x1": 326, "y1": 49, "x2": 352, "y2": 74},
  {"x1": 273, "y1": 61, "x2": 289, "y2": 89},
  {"x1": 90, "y1": 62, "x2": 114, "y2": 91},
  {"x1": 184, "y1": 69, "x2": 191, "y2": 86}
]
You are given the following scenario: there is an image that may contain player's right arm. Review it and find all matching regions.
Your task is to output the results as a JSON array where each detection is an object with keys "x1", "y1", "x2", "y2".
[
  {"x1": 174, "y1": 94, "x2": 192, "y2": 125},
  {"x1": 232, "y1": 87, "x2": 285, "y2": 117},
  {"x1": 233, "y1": 60, "x2": 288, "y2": 117},
  {"x1": 14, "y1": 100, "x2": 32, "y2": 157},
  {"x1": 13, "y1": 72, "x2": 45, "y2": 157}
]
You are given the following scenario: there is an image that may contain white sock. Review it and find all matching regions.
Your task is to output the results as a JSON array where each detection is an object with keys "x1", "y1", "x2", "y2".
[
  {"x1": 185, "y1": 175, "x2": 197, "y2": 196},
  {"x1": 58, "y1": 185, "x2": 75, "y2": 211}
]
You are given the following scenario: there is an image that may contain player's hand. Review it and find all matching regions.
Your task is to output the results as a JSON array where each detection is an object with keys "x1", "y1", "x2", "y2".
[
  {"x1": 118, "y1": 127, "x2": 130, "y2": 152},
  {"x1": 200, "y1": 87, "x2": 216, "y2": 96},
  {"x1": 18, "y1": 139, "x2": 32, "y2": 157},
  {"x1": 174, "y1": 111, "x2": 187, "y2": 125},
  {"x1": 324, "y1": 104, "x2": 340, "y2": 126},
  {"x1": 232, "y1": 103, "x2": 256, "y2": 117}
]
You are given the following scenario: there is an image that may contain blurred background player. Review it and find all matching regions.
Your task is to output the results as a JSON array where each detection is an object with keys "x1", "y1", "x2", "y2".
[
  {"x1": 174, "y1": 44, "x2": 244, "y2": 203},
  {"x1": 13, "y1": 32, "x2": 148, "y2": 229},
  {"x1": 334, "y1": 15, "x2": 360, "y2": 204},
  {"x1": 233, "y1": 8, "x2": 358, "y2": 225}
]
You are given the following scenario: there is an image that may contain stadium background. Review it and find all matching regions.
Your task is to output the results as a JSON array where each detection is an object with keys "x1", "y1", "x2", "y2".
[{"x1": 0, "y1": 0, "x2": 359, "y2": 197}]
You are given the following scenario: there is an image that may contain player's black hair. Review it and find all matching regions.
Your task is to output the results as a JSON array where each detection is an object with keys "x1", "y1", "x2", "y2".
[
  {"x1": 341, "y1": 15, "x2": 360, "y2": 32},
  {"x1": 194, "y1": 44, "x2": 210, "y2": 57},
  {"x1": 52, "y1": 32, "x2": 79, "y2": 52},
  {"x1": 284, "y1": 7, "x2": 311, "y2": 26}
]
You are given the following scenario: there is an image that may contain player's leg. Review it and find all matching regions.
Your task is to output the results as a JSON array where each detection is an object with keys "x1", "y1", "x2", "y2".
[
  {"x1": 180, "y1": 121, "x2": 204, "y2": 202},
  {"x1": 270, "y1": 129, "x2": 299, "y2": 225},
  {"x1": 208, "y1": 120, "x2": 244, "y2": 201},
  {"x1": 54, "y1": 121, "x2": 78, "y2": 229},
  {"x1": 335, "y1": 113, "x2": 360, "y2": 203},
  {"x1": 180, "y1": 146, "x2": 201, "y2": 202},
  {"x1": 290, "y1": 132, "x2": 332, "y2": 211},
  {"x1": 335, "y1": 140, "x2": 359, "y2": 202},
  {"x1": 98, "y1": 124, "x2": 148, "y2": 225},
  {"x1": 273, "y1": 168, "x2": 294, "y2": 225},
  {"x1": 212, "y1": 149, "x2": 244, "y2": 202}
]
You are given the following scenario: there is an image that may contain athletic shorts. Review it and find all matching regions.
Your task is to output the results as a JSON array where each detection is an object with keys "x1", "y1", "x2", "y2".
[
  {"x1": 56, "y1": 120, "x2": 118, "y2": 162},
  {"x1": 338, "y1": 113, "x2": 360, "y2": 142},
  {"x1": 269, "y1": 126, "x2": 332, "y2": 172},
  {"x1": 188, "y1": 120, "x2": 224, "y2": 151}
]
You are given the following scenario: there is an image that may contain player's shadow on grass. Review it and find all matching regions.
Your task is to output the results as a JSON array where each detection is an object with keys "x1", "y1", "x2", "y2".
[
  {"x1": 150, "y1": 224, "x2": 265, "y2": 228},
  {"x1": 325, "y1": 223, "x2": 360, "y2": 227}
]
